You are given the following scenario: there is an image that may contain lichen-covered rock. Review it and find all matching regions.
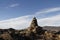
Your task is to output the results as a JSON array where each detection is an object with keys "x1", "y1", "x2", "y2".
[{"x1": 0, "y1": 33, "x2": 13, "y2": 40}]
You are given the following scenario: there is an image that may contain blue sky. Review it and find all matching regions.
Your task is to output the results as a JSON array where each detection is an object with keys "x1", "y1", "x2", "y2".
[
  {"x1": 0, "y1": 0, "x2": 60, "y2": 20},
  {"x1": 0, "y1": 0, "x2": 60, "y2": 29}
]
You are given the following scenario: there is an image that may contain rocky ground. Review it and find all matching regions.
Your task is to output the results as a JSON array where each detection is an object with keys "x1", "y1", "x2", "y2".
[{"x1": 0, "y1": 17, "x2": 60, "y2": 40}]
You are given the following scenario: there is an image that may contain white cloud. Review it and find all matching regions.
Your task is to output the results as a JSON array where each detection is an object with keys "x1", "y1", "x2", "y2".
[
  {"x1": 38, "y1": 14, "x2": 60, "y2": 26},
  {"x1": 0, "y1": 7, "x2": 60, "y2": 29},
  {"x1": 0, "y1": 15, "x2": 32, "y2": 29},
  {"x1": 35, "y1": 7, "x2": 60, "y2": 15},
  {"x1": 7, "y1": 3, "x2": 19, "y2": 8},
  {"x1": 10, "y1": 4, "x2": 19, "y2": 7}
]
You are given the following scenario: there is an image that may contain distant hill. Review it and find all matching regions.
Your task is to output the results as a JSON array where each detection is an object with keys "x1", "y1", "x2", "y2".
[{"x1": 43, "y1": 26, "x2": 60, "y2": 31}]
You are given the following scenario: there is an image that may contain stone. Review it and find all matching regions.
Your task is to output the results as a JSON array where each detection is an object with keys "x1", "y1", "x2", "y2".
[{"x1": 30, "y1": 17, "x2": 38, "y2": 28}]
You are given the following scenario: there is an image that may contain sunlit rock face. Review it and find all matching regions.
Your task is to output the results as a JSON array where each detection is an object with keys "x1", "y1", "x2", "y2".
[
  {"x1": 27, "y1": 17, "x2": 43, "y2": 34},
  {"x1": 30, "y1": 17, "x2": 38, "y2": 28}
]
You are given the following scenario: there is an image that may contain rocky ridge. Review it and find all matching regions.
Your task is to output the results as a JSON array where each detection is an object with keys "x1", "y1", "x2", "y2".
[{"x1": 0, "y1": 17, "x2": 60, "y2": 40}]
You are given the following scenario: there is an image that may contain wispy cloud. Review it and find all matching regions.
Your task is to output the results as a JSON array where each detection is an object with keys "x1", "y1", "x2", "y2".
[
  {"x1": 38, "y1": 14, "x2": 60, "y2": 26},
  {"x1": 35, "y1": 7, "x2": 60, "y2": 15},
  {"x1": 0, "y1": 15, "x2": 32, "y2": 29},
  {"x1": 10, "y1": 3, "x2": 19, "y2": 7},
  {"x1": 7, "y1": 3, "x2": 19, "y2": 8},
  {"x1": 0, "y1": 7, "x2": 60, "y2": 29}
]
